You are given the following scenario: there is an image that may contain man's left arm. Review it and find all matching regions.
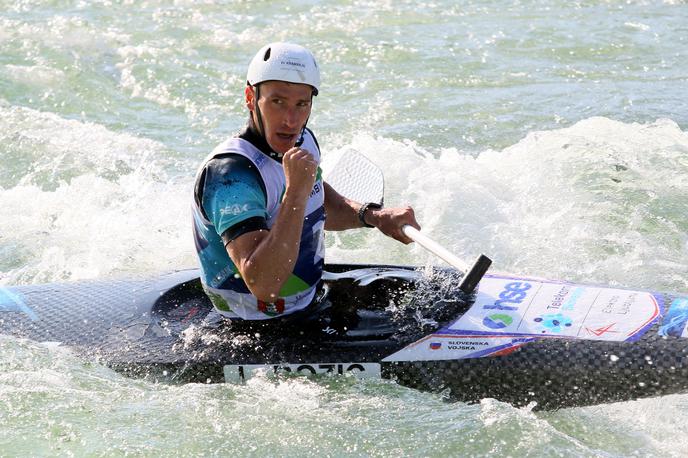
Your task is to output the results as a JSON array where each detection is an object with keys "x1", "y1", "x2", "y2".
[{"x1": 323, "y1": 181, "x2": 420, "y2": 244}]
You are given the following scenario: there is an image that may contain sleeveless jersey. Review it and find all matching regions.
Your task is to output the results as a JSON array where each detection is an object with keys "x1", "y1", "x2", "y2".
[{"x1": 192, "y1": 130, "x2": 325, "y2": 320}]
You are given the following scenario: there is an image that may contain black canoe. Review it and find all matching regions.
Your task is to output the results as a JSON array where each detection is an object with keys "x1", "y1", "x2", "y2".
[{"x1": 2, "y1": 264, "x2": 688, "y2": 410}]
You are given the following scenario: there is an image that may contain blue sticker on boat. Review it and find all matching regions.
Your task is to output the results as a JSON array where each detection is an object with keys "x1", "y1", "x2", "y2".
[
  {"x1": 659, "y1": 298, "x2": 688, "y2": 337},
  {"x1": 0, "y1": 288, "x2": 38, "y2": 321}
]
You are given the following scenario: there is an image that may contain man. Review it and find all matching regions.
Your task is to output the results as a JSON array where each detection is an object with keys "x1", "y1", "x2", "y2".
[{"x1": 192, "y1": 42, "x2": 420, "y2": 320}]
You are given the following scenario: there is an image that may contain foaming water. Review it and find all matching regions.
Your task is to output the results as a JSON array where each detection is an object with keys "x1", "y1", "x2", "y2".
[
  {"x1": 326, "y1": 117, "x2": 688, "y2": 292},
  {"x1": 3, "y1": 113, "x2": 688, "y2": 456},
  {"x1": 2, "y1": 335, "x2": 684, "y2": 456},
  {"x1": 0, "y1": 104, "x2": 196, "y2": 284},
  {"x1": 13, "y1": 109, "x2": 684, "y2": 291},
  {"x1": 477, "y1": 117, "x2": 688, "y2": 291}
]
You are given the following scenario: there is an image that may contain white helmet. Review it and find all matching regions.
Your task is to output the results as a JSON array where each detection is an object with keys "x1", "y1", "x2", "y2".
[{"x1": 246, "y1": 42, "x2": 321, "y2": 95}]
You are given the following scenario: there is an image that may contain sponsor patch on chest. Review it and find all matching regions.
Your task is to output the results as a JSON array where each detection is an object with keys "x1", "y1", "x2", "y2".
[{"x1": 220, "y1": 204, "x2": 250, "y2": 216}]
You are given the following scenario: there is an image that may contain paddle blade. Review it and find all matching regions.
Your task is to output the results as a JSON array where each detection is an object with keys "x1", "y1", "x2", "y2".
[{"x1": 324, "y1": 151, "x2": 384, "y2": 205}]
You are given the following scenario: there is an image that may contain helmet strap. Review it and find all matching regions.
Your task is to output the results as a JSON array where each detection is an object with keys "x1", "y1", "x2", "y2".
[
  {"x1": 253, "y1": 85, "x2": 266, "y2": 138},
  {"x1": 295, "y1": 93, "x2": 315, "y2": 146},
  {"x1": 295, "y1": 115, "x2": 310, "y2": 147}
]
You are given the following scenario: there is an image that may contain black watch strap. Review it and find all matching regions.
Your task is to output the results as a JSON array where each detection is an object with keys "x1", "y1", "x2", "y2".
[{"x1": 358, "y1": 202, "x2": 382, "y2": 228}]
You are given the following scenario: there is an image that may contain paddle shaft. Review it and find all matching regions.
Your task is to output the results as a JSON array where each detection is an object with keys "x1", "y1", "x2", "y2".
[
  {"x1": 402, "y1": 225, "x2": 470, "y2": 271},
  {"x1": 326, "y1": 150, "x2": 492, "y2": 292},
  {"x1": 402, "y1": 225, "x2": 492, "y2": 293}
]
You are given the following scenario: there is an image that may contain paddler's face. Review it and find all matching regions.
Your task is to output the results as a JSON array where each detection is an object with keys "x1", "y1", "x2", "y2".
[{"x1": 246, "y1": 81, "x2": 313, "y2": 154}]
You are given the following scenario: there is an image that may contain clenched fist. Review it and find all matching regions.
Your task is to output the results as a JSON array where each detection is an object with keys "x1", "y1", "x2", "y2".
[{"x1": 282, "y1": 147, "x2": 318, "y2": 203}]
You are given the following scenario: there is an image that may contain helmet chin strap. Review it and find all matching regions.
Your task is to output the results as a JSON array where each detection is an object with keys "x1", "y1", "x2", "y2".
[
  {"x1": 295, "y1": 117, "x2": 309, "y2": 147},
  {"x1": 253, "y1": 85, "x2": 266, "y2": 139}
]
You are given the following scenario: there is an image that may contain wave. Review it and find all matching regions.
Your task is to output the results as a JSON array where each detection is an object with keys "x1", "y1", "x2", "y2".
[
  {"x1": 0, "y1": 104, "x2": 196, "y2": 284},
  {"x1": 1, "y1": 112, "x2": 686, "y2": 291},
  {"x1": 325, "y1": 117, "x2": 688, "y2": 291}
]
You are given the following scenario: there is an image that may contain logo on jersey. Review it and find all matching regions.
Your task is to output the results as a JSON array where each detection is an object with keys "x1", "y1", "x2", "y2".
[
  {"x1": 257, "y1": 298, "x2": 286, "y2": 316},
  {"x1": 220, "y1": 204, "x2": 249, "y2": 216}
]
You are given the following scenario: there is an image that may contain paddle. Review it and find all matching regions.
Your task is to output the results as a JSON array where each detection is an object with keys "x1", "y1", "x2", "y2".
[{"x1": 325, "y1": 151, "x2": 492, "y2": 293}]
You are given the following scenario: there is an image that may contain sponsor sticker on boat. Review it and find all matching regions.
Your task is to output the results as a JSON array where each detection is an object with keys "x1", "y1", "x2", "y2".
[
  {"x1": 659, "y1": 297, "x2": 688, "y2": 338},
  {"x1": 383, "y1": 275, "x2": 664, "y2": 362},
  {"x1": 446, "y1": 276, "x2": 661, "y2": 342},
  {"x1": 381, "y1": 335, "x2": 534, "y2": 362}
]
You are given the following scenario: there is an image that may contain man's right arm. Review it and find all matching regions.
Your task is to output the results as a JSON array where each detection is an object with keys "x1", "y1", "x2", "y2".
[{"x1": 225, "y1": 147, "x2": 318, "y2": 302}]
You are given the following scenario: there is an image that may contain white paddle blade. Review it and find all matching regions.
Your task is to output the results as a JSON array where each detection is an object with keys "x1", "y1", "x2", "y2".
[
  {"x1": 326, "y1": 151, "x2": 492, "y2": 294},
  {"x1": 323, "y1": 151, "x2": 384, "y2": 205}
]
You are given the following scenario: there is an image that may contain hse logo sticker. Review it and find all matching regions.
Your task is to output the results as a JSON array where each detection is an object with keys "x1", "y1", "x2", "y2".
[
  {"x1": 483, "y1": 281, "x2": 532, "y2": 311},
  {"x1": 483, "y1": 313, "x2": 514, "y2": 329}
]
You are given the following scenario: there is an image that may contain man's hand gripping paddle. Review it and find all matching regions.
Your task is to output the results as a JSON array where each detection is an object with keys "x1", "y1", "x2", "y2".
[{"x1": 325, "y1": 151, "x2": 492, "y2": 293}]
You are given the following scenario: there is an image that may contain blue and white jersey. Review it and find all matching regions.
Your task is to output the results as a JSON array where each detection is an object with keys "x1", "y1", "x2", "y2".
[{"x1": 192, "y1": 127, "x2": 325, "y2": 320}]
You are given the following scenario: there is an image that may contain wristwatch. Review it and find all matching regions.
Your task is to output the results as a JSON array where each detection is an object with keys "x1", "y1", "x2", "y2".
[{"x1": 358, "y1": 202, "x2": 382, "y2": 228}]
